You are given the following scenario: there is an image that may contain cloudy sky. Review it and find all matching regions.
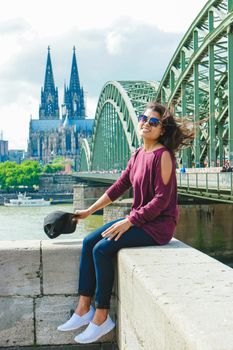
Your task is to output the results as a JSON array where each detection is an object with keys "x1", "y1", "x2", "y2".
[{"x1": 0, "y1": 0, "x2": 207, "y2": 149}]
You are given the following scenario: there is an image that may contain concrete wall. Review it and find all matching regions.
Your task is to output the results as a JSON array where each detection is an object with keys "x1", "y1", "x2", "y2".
[
  {"x1": 117, "y1": 239, "x2": 233, "y2": 350},
  {"x1": 1, "y1": 238, "x2": 233, "y2": 350},
  {"x1": 0, "y1": 240, "x2": 115, "y2": 348},
  {"x1": 73, "y1": 184, "x2": 108, "y2": 210},
  {"x1": 39, "y1": 174, "x2": 79, "y2": 193},
  {"x1": 176, "y1": 203, "x2": 233, "y2": 260},
  {"x1": 103, "y1": 200, "x2": 233, "y2": 260},
  {"x1": 103, "y1": 200, "x2": 132, "y2": 223}
]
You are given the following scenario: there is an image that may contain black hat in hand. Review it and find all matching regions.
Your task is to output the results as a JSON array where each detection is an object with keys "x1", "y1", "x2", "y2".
[{"x1": 43, "y1": 211, "x2": 77, "y2": 239}]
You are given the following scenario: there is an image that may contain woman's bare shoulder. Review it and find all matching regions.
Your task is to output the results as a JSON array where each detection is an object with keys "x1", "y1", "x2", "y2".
[{"x1": 160, "y1": 151, "x2": 173, "y2": 185}]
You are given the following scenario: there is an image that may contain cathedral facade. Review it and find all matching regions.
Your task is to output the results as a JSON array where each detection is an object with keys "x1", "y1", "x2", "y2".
[{"x1": 27, "y1": 47, "x2": 94, "y2": 169}]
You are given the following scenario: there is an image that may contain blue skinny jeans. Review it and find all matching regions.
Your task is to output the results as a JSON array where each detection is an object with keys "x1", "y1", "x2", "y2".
[{"x1": 78, "y1": 218, "x2": 158, "y2": 309}]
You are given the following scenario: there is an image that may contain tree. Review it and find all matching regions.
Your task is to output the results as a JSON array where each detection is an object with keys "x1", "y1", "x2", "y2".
[{"x1": 0, "y1": 160, "x2": 43, "y2": 190}]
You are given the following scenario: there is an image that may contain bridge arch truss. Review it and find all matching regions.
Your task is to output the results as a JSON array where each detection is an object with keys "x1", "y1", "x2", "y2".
[
  {"x1": 80, "y1": 81, "x2": 158, "y2": 171},
  {"x1": 156, "y1": 0, "x2": 233, "y2": 167}
]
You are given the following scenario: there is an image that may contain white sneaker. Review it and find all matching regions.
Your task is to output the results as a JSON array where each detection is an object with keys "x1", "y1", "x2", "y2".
[
  {"x1": 57, "y1": 305, "x2": 95, "y2": 332},
  {"x1": 74, "y1": 315, "x2": 115, "y2": 343}
]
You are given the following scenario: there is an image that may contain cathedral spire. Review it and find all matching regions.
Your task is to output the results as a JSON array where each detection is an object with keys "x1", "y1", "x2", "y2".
[
  {"x1": 69, "y1": 46, "x2": 81, "y2": 91},
  {"x1": 39, "y1": 47, "x2": 60, "y2": 119},
  {"x1": 44, "y1": 46, "x2": 56, "y2": 93},
  {"x1": 62, "y1": 47, "x2": 85, "y2": 120}
]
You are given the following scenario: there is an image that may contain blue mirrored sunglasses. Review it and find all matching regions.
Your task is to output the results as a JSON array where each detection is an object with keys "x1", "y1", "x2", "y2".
[{"x1": 138, "y1": 115, "x2": 162, "y2": 127}]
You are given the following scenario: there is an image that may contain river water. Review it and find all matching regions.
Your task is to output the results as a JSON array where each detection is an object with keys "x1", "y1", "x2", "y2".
[
  {"x1": 0, "y1": 204, "x2": 232, "y2": 268},
  {"x1": 0, "y1": 204, "x2": 103, "y2": 241}
]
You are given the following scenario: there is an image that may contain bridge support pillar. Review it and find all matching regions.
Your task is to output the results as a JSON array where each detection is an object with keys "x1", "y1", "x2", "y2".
[
  {"x1": 73, "y1": 184, "x2": 109, "y2": 210},
  {"x1": 103, "y1": 199, "x2": 132, "y2": 223}
]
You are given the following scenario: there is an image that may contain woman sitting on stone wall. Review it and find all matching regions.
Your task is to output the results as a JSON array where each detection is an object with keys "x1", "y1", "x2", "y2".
[{"x1": 57, "y1": 101, "x2": 194, "y2": 344}]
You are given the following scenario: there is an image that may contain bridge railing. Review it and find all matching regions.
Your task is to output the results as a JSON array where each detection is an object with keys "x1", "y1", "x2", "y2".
[
  {"x1": 76, "y1": 170, "x2": 233, "y2": 202},
  {"x1": 177, "y1": 172, "x2": 233, "y2": 200}
]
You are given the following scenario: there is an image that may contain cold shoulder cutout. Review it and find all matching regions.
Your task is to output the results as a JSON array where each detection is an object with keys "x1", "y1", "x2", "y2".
[{"x1": 161, "y1": 150, "x2": 173, "y2": 185}]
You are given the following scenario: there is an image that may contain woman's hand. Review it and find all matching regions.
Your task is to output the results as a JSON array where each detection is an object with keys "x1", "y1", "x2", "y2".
[
  {"x1": 101, "y1": 218, "x2": 133, "y2": 241},
  {"x1": 73, "y1": 209, "x2": 91, "y2": 223}
]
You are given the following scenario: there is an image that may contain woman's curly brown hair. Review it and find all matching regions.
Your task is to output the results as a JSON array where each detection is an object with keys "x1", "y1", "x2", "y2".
[{"x1": 144, "y1": 101, "x2": 195, "y2": 153}]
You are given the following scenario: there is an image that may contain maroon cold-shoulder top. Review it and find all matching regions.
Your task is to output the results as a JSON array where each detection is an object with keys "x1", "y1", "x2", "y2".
[{"x1": 105, "y1": 147, "x2": 179, "y2": 245}]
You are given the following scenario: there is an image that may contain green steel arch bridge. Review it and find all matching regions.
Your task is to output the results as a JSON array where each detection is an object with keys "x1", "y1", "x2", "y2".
[{"x1": 78, "y1": 0, "x2": 233, "y2": 203}]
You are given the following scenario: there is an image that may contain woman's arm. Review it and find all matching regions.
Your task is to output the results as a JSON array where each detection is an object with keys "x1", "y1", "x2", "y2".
[
  {"x1": 88, "y1": 193, "x2": 112, "y2": 215},
  {"x1": 74, "y1": 152, "x2": 136, "y2": 220},
  {"x1": 127, "y1": 151, "x2": 174, "y2": 226},
  {"x1": 104, "y1": 157, "x2": 133, "y2": 202}
]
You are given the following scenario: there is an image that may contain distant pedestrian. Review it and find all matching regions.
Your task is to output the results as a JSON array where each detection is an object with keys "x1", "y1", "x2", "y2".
[
  {"x1": 57, "y1": 101, "x2": 194, "y2": 343},
  {"x1": 180, "y1": 165, "x2": 186, "y2": 173},
  {"x1": 221, "y1": 165, "x2": 227, "y2": 172}
]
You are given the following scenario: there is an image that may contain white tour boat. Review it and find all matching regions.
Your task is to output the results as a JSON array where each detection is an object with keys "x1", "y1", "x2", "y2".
[{"x1": 4, "y1": 192, "x2": 51, "y2": 207}]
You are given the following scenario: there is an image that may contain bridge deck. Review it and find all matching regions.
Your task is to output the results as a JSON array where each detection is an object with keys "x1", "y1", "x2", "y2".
[{"x1": 75, "y1": 171, "x2": 233, "y2": 203}]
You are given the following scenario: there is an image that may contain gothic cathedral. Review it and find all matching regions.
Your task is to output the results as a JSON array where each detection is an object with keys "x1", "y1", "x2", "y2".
[{"x1": 27, "y1": 47, "x2": 94, "y2": 169}]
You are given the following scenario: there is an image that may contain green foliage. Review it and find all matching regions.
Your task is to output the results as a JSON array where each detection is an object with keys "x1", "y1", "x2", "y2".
[
  {"x1": 52, "y1": 157, "x2": 72, "y2": 166},
  {"x1": 42, "y1": 157, "x2": 67, "y2": 173},
  {"x1": 0, "y1": 158, "x2": 69, "y2": 189},
  {"x1": 43, "y1": 163, "x2": 64, "y2": 173},
  {"x1": 52, "y1": 157, "x2": 66, "y2": 164},
  {"x1": 0, "y1": 160, "x2": 43, "y2": 190}
]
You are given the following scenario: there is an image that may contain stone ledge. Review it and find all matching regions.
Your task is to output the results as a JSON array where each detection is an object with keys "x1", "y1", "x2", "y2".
[
  {"x1": 0, "y1": 344, "x2": 117, "y2": 350},
  {"x1": 42, "y1": 240, "x2": 83, "y2": 295},
  {"x1": 0, "y1": 241, "x2": 41, "y2": 297},
  {"x1": 2, "y1": 237, "x2": 232, "y2": 349},
  {"x1": 117, "y1": 238, "x2": 233, "y2": 350},
  {"x1": 0, "y1": 240, "x2": 117, "y2": 348}
]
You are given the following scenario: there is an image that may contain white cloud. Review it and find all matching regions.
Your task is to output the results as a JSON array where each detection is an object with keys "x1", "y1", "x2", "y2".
[
  {"x1": 0, "y1": 36, "x2": 22, "y2": 66},
  {"x1": 106, "y1": 32, "x2": 124, "y2": 56},
  {"x1": 0, "y1": 0, "x2": 208, "y2": 149},
  {"x1": 85, "y1": 96, "x2": 98, "y2": 118},
  {"x1": 0, "y1": 95, "x2": 38, "y2": 149},
  {"x1": 0, "y1": 0, "x2": 207, "y2": 34}
]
